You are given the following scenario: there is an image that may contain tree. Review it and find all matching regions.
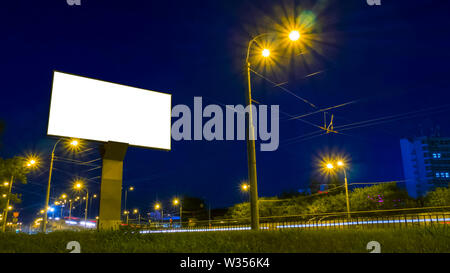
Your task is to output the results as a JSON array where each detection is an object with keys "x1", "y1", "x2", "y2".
[
  {"x1": 349, "y1": 182, "x2": 416, "y2": 212},
  {"x1": 180, "y1": 195, "x2": 208, "y2": 220},
  {"x1": 0, "y1": 157, "x2": 30, "y2": 209},
  {"x1": 424, "y1": 187, "x2": 450, "y2": 207}
]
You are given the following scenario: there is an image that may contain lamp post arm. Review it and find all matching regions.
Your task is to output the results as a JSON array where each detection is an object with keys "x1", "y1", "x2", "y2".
[{"x1": 245, "y1": 32, "x2": 277, "y2": 65}]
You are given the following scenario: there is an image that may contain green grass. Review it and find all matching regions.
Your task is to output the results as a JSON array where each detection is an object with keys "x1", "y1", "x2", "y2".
[{"x1": 1, "y1": 226, "x2": 449, "y2": 253}]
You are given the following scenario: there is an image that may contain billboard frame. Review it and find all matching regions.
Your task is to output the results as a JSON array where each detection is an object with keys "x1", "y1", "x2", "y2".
[{"x1": 46, "y1": 70, "x2": 172, "y2": 152}]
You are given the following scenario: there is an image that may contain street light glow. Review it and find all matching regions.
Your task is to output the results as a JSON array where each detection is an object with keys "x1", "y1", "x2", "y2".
[
  {"x1": 173, "y1": 198, "x2": 180, "y2": 205},
  {"x1": 154, "y1": 203, "x2": 161, "y2": 210},
  {"x1": 337, "y1": 161, "x2": 344, "y2": 167},
  {"x1": 289, "y1": 30, "x2": 300, "y2": 41},
  {"x1": 326, "y1": 163, "x2": 334, "y2": 169},
  {"x1": 241, "y1": 183, "x2": 250, "y2": 191},
  {"x1": 262, "y1": 48, "x2": 270, "y2": 57}
]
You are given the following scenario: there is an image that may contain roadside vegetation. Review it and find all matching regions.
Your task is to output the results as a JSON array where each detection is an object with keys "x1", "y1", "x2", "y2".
[{"x1": 1, "y1": 226, "x2": 449, "y2": 253}]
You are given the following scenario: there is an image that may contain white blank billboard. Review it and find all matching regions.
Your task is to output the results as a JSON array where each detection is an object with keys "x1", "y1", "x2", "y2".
[{"x1": 48, "y1": 71, "x2": 171, "y2": 150}]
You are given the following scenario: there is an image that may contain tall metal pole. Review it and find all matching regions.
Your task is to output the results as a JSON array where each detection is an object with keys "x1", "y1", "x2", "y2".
[
  {"x1": 43, "y1": 139, "x2": 61, "y2": 233},
  {"x1": 84, "y1": 190, "x2": 89, "y2": 227},
  {"x1": 69, "y1": 200, "x2": 72, "y2": 220},
  {"x1": 244, "y1": 34, "x2": 274, "y2": 231},
  {"x1": 2, "y1": 176, "x2": 14, "y2": 232},
  {"x1": 343, "y1": 169, "x2": 351, "y2": 218},
  {"x1": 179, "y1": 204, "x2": 182, "y2": 228},
  {"x1": 246, "y1": 61, "x2": 260, "y2": 231}
]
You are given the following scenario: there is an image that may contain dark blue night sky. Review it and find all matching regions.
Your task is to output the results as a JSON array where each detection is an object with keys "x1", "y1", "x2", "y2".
[{"x1": 1, "y1": 0, "x2": 450, "y2": 223}]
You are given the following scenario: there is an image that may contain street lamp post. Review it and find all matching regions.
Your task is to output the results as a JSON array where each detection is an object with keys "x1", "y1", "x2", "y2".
[
  {"x1": 337, "y1": 161, "x2": 351, "y2": 219},
  {"x1": 88, "y1": 194, "x2": 97, "y2": 220},
  {"x1": 68, "y1": 199, "x2": 73, "y2": 220},
  {"x1": 124, "y1": 210, "x2": 129, "y2": 224},
  {"x1": 74, "y1": 180, "x2": 89, "y2": 227},
  {"x1": 43, "y1": 139, "x2": 79, "y2": 233},
  {"x1": 133, "y1": 209, "x2": 140, "y2": 225},
  {"x1": 84, "y1": 189, "x2": 89, "y2": 227},
  {"x1": 124, "y1": 186, "x2": 134, "y2": 221},
  {"x1": 173, "y1": 198, "x2": 182, "y2": 228},
  {"x1": 245, "y1": 30, "x2": 301, "y2": 230},
  {"x1": 154, "y1": 203, "x2": 162, "y2": 227},
  {"x1": 327, "y1": 161, "x2": 351, "y2": 218}
]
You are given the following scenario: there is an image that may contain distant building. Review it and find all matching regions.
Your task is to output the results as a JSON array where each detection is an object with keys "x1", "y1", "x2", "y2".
[{"x1": 400, "y1": 137, "x2": 450, "y2": 198}]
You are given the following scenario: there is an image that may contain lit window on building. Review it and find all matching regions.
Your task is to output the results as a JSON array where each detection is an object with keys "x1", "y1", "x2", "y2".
[
  {"x1": 441, "y1": 172, "x2": 445, "y2": 178},
  {"x1": 436, "y1": 173, "x2": 440, "y2": 178},
  {"x1": 433, "y1": 153, "x2": 437, "y2": 158},
  {"x1": 446, "y1": 172, "x2": 450, "y2": 178}
]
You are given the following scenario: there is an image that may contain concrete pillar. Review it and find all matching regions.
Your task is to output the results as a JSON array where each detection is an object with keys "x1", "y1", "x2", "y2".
[{"x1": 97, "y1": 142, "x2": 128, "y2": 231}]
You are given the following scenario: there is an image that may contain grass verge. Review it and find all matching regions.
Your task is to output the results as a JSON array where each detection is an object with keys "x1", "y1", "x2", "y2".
[{"x1": 1, "y1": 226, "x2": 449, "y2": 253}]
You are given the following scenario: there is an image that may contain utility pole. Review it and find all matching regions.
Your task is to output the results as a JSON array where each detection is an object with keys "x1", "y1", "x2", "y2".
[
  {"x1": 84, "y1": 190, "x2": 89, "y2": 227},
  {"x1": 69, "y1": 200, "x2": 72, "y2": 220}
]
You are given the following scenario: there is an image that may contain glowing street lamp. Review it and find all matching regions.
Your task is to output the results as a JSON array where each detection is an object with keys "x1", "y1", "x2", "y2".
[
  {"x1": 124, "y1": 186, "x2": 134, "y2": 219},
  {"x1": 245, "y1": 29, "x2": 301, "y2": 230},
  {"x1": 123, "y1": 210, "x2": 130, "y2": 224},
  {"x1": 289, "y1": 30, "x2": 301, "y2": 41},
  {"x1": 132, "y1": 209, "x2": 141, "y2": 225},
  {"x1": 43, "y1": 138, "x2": 80, "y2": 233},
  {"x1": 335, "y1": 160, "x2": 350, "y2": 218},
  {"x1": 323, "y1": 159, "x2": 351, "y2": 218},
  {"x1": 173, "y1": 198, "x2": 182, "y2": 228},
  {"x1": 73, "y1": 179, "x2": 89, "y2": 227},
  {"x1": 154, "y1": 203, "x2": 163, "y2": 227}
]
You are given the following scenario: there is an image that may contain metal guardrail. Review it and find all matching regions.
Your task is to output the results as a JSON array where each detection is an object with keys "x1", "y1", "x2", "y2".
[{"x1": 132, "y1": 211, "x2": 450, "y2": 234}]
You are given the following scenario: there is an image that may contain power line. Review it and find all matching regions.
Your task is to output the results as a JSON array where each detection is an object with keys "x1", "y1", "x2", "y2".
[{"x1": 249, "y1": 68, "x2": 317, "y2": 109}]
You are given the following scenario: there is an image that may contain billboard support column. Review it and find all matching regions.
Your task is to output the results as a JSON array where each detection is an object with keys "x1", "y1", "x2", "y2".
[{"x1": 98, "y1": 141, "x2": 128, "y2": 231}]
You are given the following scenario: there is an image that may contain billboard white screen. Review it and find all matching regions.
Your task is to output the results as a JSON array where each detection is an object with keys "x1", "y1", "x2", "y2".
[{"x1": 48, "y1": 71, "x2": 171, "y2": 150}]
